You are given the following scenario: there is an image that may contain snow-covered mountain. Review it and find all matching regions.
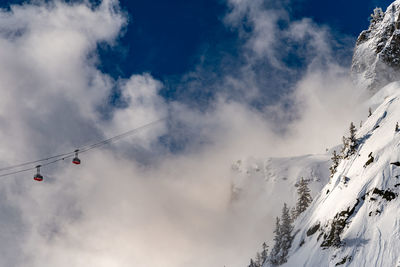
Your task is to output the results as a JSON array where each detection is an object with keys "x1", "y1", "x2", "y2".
[
  {"x1": 239, "y1": 1, "x2": 400, "y2": 266},
  {"x1": 272, "y1": 1, "x2": 400, "y2": 265},
  {"x1": 351, "y1": 1, "x2": 400, "y2": 93},
  {"x1": 230, "y1": 153, "x2": 331, "y2": 259},
  {"x1": 281, "y1": 81, "x2": 400, "y2": 266},
  {"x1": 231, "y1": 155, "x2": 330, "y2": 209}
]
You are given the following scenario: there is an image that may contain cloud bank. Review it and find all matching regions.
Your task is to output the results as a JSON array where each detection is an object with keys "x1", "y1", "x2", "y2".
[{"x1": 0, "y1": 0, "x2": 369, "y2": 267}]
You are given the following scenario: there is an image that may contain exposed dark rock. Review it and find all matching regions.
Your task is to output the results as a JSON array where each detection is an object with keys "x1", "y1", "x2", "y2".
[
  {"x1": 356, "y1": 30, "x2": 370, "y2": 45},
  {"x1": 335, "y1": 257, "x2": 347, "y2": 266},
  {"x1": 364, "y1": 156, "x2": 374, "y2": 168},
  {"x1": 335, "y1": 256, "x2": 351, "y2": 266},
  {"x1": 321, "y1": 200, "x2": 360, "y2": 248},
  {"x1": 307, "y1": 223, "x2": 320, "y2": 237},
  {"x1": 372, "y1": 188, "x2": 397, "y2": 201}
]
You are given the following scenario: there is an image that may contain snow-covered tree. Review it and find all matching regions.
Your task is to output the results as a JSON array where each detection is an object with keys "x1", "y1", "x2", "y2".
[
  {"x1": 255, "y1": 252, "x2": 262, "y2": 266},
  {"x1": 295, "y1": 178, "x2": 313, "y2": 216},
  {"x1": 370, "y1": 7, "x2": 384, "y2": 25},
  {"x1": 261, "y1": 242, "x2": 269, "y2": 264},
  {"x1": 341, "y1": 122, "x2": 358, "y2": 158},
  {"x1": 340, "y1": 136, "x2": 349, "y2": 158},
  {"x1": 269, "y1": 217, "x2": 282, "y2": 265},
  {"x1": 279, "y1": 203, "x2": 293, "y2": 265},
  {"x1": 329, "y1": 150, "x2": 340, "y2": 178},
  {"x1": 269, "y1": 204, "x2": 294, "y2": 266},
  {"x1": 290, "y1": 206, "x2": 297, "y2": 222},
  {"x1": 249, "y1": 259, "x2": 257, "y2": 267},
  {"x1": 349, "y1": 122, "x2": 357, "y2": 154}
]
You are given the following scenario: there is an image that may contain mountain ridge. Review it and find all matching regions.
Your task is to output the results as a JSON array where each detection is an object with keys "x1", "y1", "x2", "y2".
[
  {"x1": 280, "y1": 82, "x2": 400, "y2": 266},
  {"x1": 352, "y1": 0, "x2": 400, "y2": 93}
]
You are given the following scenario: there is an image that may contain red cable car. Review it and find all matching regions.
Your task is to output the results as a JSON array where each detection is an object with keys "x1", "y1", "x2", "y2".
[
  {"x1": 34, "y1": 165, "x2": 43, "y2": 182},
  {"x1": 72, "y1": 149, "x2": 81, "y2": 165}
]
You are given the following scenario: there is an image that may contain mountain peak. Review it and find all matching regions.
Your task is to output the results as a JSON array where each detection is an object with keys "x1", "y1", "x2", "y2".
[{"x1": 351, "y1": 1, "x2": 400, "y2": 93}]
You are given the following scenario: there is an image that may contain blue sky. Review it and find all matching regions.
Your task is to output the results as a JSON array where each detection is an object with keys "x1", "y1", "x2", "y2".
[
  {"x1": 98, "y1": 0, "x2": 394, "y2": 80},
  {"x1": 99, "y1": 0, "x2": 395, "y2": 110},
  {"x1": 0, "y1": 0, "x2": 394, "y2": 73},
  {"x1": 0, "y1": 0, "x2": 394, "y2": 105}
]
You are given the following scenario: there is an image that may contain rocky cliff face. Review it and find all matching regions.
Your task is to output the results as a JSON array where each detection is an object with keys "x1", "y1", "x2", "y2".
[{"x1": 351, "y1": 1, "x2": 400, "y2": 93}]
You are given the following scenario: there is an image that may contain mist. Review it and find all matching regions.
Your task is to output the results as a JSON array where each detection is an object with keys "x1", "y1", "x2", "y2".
[{"x1": 0, "y1": 0, "x2": 368, "y2": 267}]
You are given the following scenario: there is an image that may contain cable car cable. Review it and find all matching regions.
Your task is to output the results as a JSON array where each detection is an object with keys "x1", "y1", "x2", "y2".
[
  {"x1": 0, "y1": 117, "x2": 166, "y2": 178},
  {"x1": 0, "y1": 166, "x2": 37, "y2": 178},
  {"x1": 77, "y1": 117, "x2": 166, "y2": 153},
  {"x1": 0, "y1": 151, "x2": 75, "y2": 172},
  {"x1": 0, "y1": 154, "x2": 77, "y2": 179}
]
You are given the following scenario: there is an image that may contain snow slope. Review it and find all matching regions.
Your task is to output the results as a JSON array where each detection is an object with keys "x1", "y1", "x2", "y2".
[
  {"x1": 230, "y1": 153, "x2": 331, "y2": 256},
  {"x1": 282, "y1": 81, "x2": 400, "y2": 267},
  {"x1": 231, "y1": 155, "x2": 330, "y2": 208}
]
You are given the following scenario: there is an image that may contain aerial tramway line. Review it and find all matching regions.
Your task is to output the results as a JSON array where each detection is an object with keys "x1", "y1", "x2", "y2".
[{"x1": 0, "y1": 118, "x2": 165, "y2": 182}]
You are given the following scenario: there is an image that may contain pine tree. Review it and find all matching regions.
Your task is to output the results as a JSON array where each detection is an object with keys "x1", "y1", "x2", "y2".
[
  {"x1": 370, "y1": 7, "x2": 384, "y2": 24},
  {"x1": 255, "y1": 252, "x2": 262, "y2": 267},
  {"x1": 261, "y1": 242, "x2": 268, "y2": 265},
  {"x1": 269, "y1": 205, "x2": 294, "y2": 266},
  {"x1": 269, "y1": 217, "x2": 282, "y2": 266},
  {"x1": 290, "y1": 206, "x2": 297, "y2": 222},
  {"x1": 349, "y1": 122, "x2": 357, "y2": 155},
  {"x1": 249, "y1": 259, "x2": 256, "y2": 267},
  {"x1": 279, "y1": 203, "x2": 293, "y2": 265},
  {"x1": 340, "y1": 123, "x2": 358, "y2": 158},
  {"x1": 396, "y1": 122, "x2": 399, "y2": 132},
  {"x1": 295, "y1": 178, "x2": 313, "y2": 216},
  {"x1": 340, "y1": 136, "x2": 349, "y2": 158},
  {"x1": 329, "y1": 150, "x2": 340, "y2": 178}
]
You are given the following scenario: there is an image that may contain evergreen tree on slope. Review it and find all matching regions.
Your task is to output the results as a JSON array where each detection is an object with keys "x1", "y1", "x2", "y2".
[
  {"x1": 279, "y1": 203, "x2": 293, "y2": 265},
  {"x1": 249, "y1": 259, "x2": 256, "y2": 267},
  {"x1": 341, "y1": 122, "x2": 358, "y2": 158},
  {"x1": 269, "y1": 217, "x2": 282, "y2": 265},
  {"x1": 348, "y1": 122, "x2": 357, "y2": 155},
  {"x1": 261, "y1": 242, "x2": 268, "y2": 265},
  {"x1": 329, "y1": 150, "x2": 340, "y2": 178},
  {"x1": 270, "y1": 204, "x2": 293, "y2": 265},
  {"x1": 255, "y1": 252, "x2": 262, "y2": 266},
  {"x1": 295, "y1": 178, "x2": 313, "y2": 216}
]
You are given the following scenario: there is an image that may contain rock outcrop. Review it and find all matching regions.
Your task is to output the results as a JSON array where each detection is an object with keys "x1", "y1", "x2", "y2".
[{"x1": 351, "y1": 2, "x2": 400, "y2": 93}]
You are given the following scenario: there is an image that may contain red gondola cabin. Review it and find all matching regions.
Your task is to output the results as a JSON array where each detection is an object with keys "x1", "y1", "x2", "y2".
[
  {"x1": 34, "y1": 165, "x2": 43, "y2": 181},
  {"x1": 34, "y1": 174, "x2": 43, "y2": 182},
  {"x1": 72, "y1": 150, "x2": 81, "y2": 165}
]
